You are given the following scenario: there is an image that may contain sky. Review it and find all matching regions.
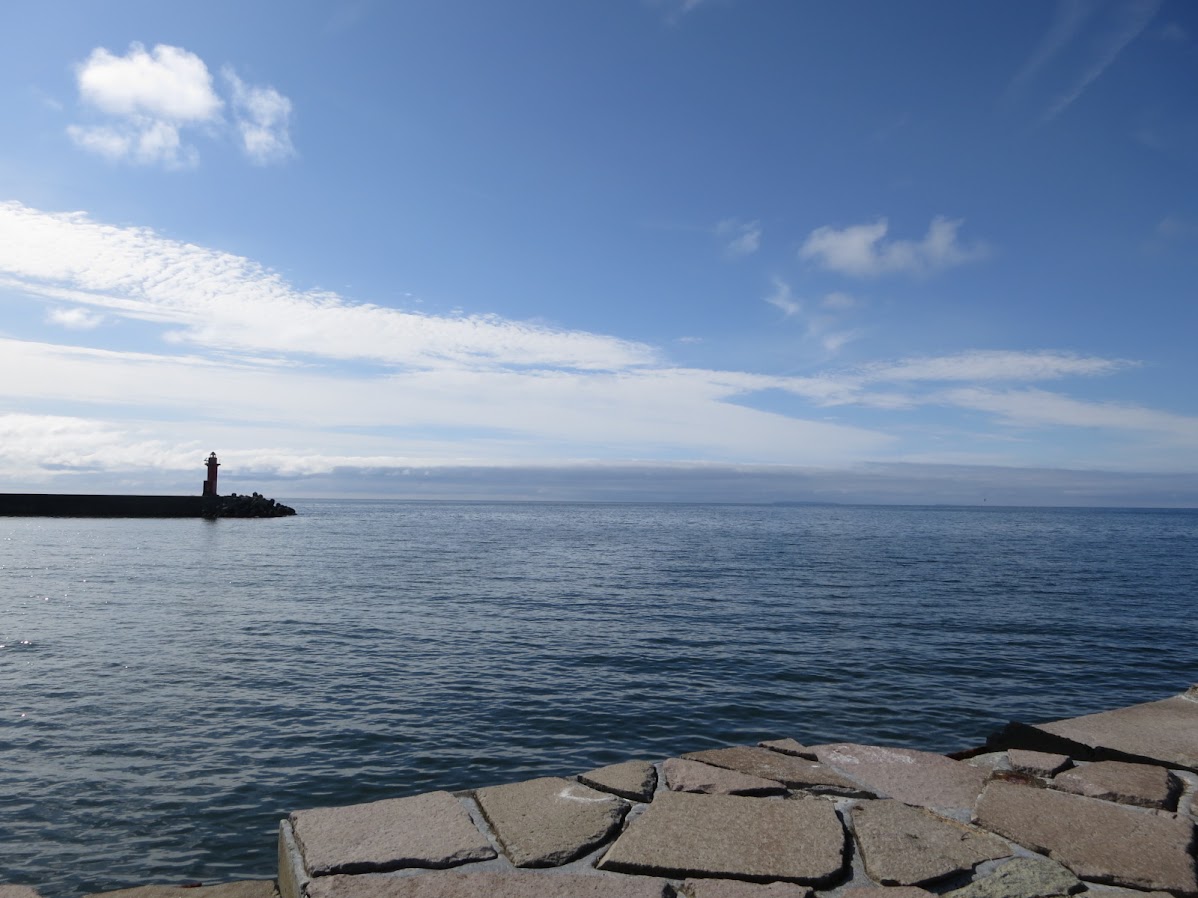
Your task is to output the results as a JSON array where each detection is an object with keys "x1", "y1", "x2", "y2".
[{"x1": 1, "y1": 0, "x2": 1196, "y2": 505}]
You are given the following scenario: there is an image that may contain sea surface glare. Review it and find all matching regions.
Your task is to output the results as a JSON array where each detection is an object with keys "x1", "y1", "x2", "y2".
[{"x1": 2, "y1": 501, "x2": 1196, "y2": 895}]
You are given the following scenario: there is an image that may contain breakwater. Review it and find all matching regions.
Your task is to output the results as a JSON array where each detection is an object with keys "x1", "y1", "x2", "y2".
[
  {"x1": 4, "y1": 687, "x2": 1197, "y2": 897},
  {"x1": 0, "y1": 493, "x2": 295, "y2": 518}
]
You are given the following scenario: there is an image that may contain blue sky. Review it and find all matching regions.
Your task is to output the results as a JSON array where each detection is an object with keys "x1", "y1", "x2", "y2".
[{"x1": 1, "y1": 0, "x2": 1196, "y2": 504}]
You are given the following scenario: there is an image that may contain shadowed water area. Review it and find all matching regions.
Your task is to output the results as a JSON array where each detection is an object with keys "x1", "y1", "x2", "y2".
[{"x1": 2, "y1": 502, "x2": 1196, "y2": 896}]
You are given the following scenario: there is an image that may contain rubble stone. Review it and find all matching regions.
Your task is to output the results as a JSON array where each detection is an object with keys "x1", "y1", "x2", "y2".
[
  {"x1": 814, "y1": 743, "x2": 988, "y2": 813},
  {"x1": 680, "y1": 880, "x2": 813, "y2": 898},
  {"x1": 474, "y1": 776, "x2": 628, "y2": 867},
  {"x1": 973, "y1": 780, "x2": 1198, "y2": 894},
  {"x1": 682, "y1": 746, "x2": 866, "y2": 795},
  {"x1": 850, "y1": 799, "x2": 1011, "y2": 886},
  {"x1": 664, "y1": 758, "x2": 787, "y2": 796},
  {"x1": 839, "y1": 890, "x2": 933, "y2": 898},
  {"x1": 1050, "y1": 760, "x2": 1181, "y2": 810},
  {"x1": 941, "y1": 856, "x2": 1083, "y2": 898},
  {"x1": 758, "y1": 739, "x2": 816, "y2": 760},
  {"x1": 306, "y1": 871, "x2": 670, "y2": 898},
  {"x1": 1034, "y1": 690, "x2": 1198, "y2": 771},
  {"x1": 1007, "y1": 749, "x2": 1071, "y2": 778},
  {"x1": 84, "y1": 886, "x2": 277, "y2": 898},
  {"x1": 597, "y1": 791, "x2": 846, "y2": 885},
  {"x1": 579, "y1": 760, "x2": 658, "y2": 803},
  {"x1": 290, "y1": 791, "x2": 495, "y2": 876}
]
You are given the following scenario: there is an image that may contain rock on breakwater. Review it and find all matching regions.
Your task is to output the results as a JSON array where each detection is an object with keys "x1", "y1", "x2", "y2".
[
  {"x1": 205, "y1": 492, "x2": 296, "y2": 518},
  {"x1": 272, "y1": 686, "x2": 1198, "y2": 897}
]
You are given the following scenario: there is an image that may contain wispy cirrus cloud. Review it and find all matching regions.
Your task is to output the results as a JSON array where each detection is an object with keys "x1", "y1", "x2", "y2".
[
  {"x1": 46, "y1": 306, "x2": 105, "y2": 330},
  {"x1": 769, "y1": 350, "x2": 1139, "y2": 409},
  {"x1": 0, "y1": 201, "x2": 649, "y2": 371},
  {"x1": 67, "y1": 43, "x2": 294, "y2": 168},
  {"x1": 717, "y1": 218, "x2": 761, "y2": 258},
  {"x1": 764, "y1": 277, "x2": 800, "y2": 317},
  {"x1": 223, "y1": 68, "x2": 295, "y2": 164},
  {"x1": 857, "y1": 350, "x2": 1134, "y2": 384},
  {"x1": 764, "y1": 278, "x2": 861, "y2": 355},
  {"x1": 1007, "y1": 0, "x2": 1162, "y2": 122},
  {"x1": 1043, "y1": 0, "x2": 1160, "y2": 120},
  {"x1": 650, "y1": 0, "x2": 711, "y2": 24},
  {"x1": 799, "y1": 216, "x2": 987, "y2": 277},
  {"x1": 941, "y1": 386, "x2": 1198, "y2": 442}
]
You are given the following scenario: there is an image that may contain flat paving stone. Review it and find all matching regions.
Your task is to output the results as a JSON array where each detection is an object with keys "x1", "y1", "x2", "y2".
[
  {"x1": 474, "y1": 776, "x2": 628, "y2": 867},
  {"x1": 850, "y1": 799, "x2": 1011, "y2": 886},
  {"x1": 972, "y1": 779, "x2": 1198, "y2": 895},
  {"x1": 579, "y1": 760, "x2": 658, "y2": 803},
  {"x1": 1006, "y1": 749, "x2": 1070, "y2": 778},
  {"x1": 290, "y1": 791, "x2": 496, "y2": 876},
  {"x1": 1050, "y1": 759, "x2": 1181, "y2": 810},
  {"x1": 682, "y1": 746, "x2": 866, "y2": 795},
  {"x1": 597, "y1": 791, "x2": 847, "y2": 885},
  {"x1": 813, "y1": 744, "x2": 988, "y2": 813},
  {"x1": 306, "y1": 871, "x2": 670, "y2": 898},
  {"x1": 758, "y1": 739, "x2": 817, "y2": 760},
  {"x1": 664, "y1": 758, "x2": 787, "y2": 796},
  {"x1": 1034, "y1": 688, "x2": 1198, "y2": 771},
  {"x1": 941, "y1": 856, "x2": 1083, "y2": 898},
  {"x1": 680, "y1": 879, "x2": 813, "y2": 897},
  {"x1": 85, "y1": 885, "x2": 276, "y2": 898}
]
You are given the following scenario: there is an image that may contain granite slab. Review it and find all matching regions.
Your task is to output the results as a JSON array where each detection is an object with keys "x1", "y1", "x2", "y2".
[
  {"x1": 597, "y1": 791, "x2": 846, "y2": 885},
  {"x1": 474, "y1": 776, "x2": 628, "y2": 867}
]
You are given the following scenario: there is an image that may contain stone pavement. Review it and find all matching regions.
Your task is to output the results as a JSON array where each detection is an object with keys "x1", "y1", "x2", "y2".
[{"x1": 5, "y1": 687, "x2": 1197, "y2": 897}]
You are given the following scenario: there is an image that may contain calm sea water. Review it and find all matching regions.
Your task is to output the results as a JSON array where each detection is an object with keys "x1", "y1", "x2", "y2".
[{"x1": 2, "y1": 501, "x2": 1196, "y2": 895}]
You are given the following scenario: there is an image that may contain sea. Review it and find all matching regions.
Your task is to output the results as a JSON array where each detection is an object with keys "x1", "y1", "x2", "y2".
[{"x1": 2, "y1": 501, "x2": 1196, "y2": 895}]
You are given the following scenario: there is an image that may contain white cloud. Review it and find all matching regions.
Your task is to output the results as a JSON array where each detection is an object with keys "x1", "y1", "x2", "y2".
[
  {"x1": 858, "y1": 350, "x2": 1134, "y2": 384},
  {"x1": 942, "y1": 387, "x2": 1198, "y2": 442},
  {"x1": 67, "y1": 44, "x2": 295, "y2": 168},
  {"x1": 821, "y1": 292, "x2": 858, "y2": 310},
  {"x1": 76, "y1": 43, "x2": 222, "y2": 121},
  {"x1": 763, "y1": 350, "x2": 1136, "y2": 410},
  {"x1": 800, "y1": 216, "x2": 987, "y2": 278},
  {"x1": 69, "y1": 43, "x2": 221, "y2": 168},
  {"x1": 717, "y1": 218, "x2": 761, "y2": 257},
  {"x1": 764, "y1": 277, "x2": 800, "y2": 316},
  {"x1": 224, "y1": 68, "x2": 295, "y2": 164},
  {"x1": 46, "y1": 307, "x2": 104, "y2": 330},
  {"x1": 0, "y1": 338, "x2": 893, "y2": 469},
  {"x1": 0, "y1": 413, "x2": 199, "y2": 482},
  {"x1": 818, "y1": 330, "x2": 861, "y2": 355},
  {"x1": 0, "y1": 201, "x2": 650, "y2": 371}
]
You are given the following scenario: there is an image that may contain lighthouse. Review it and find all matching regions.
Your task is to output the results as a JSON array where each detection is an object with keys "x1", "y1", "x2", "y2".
[{"x1": 202, "y1": 452, "x2": 220, "y2": 497}]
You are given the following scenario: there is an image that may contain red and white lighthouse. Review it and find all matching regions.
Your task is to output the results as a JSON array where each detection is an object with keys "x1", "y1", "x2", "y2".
[{"x1": 202, "y1": 452, "x2": 220, "y2": 497}]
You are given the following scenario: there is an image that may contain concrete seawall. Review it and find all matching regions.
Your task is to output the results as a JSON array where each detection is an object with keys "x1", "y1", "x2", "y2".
[
  {"x1": 0, "y1": 493, "x2": 207, "y2": 517},
  {"x1": 0, "y1": 493, "x2": 296, "y2": 518}
]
